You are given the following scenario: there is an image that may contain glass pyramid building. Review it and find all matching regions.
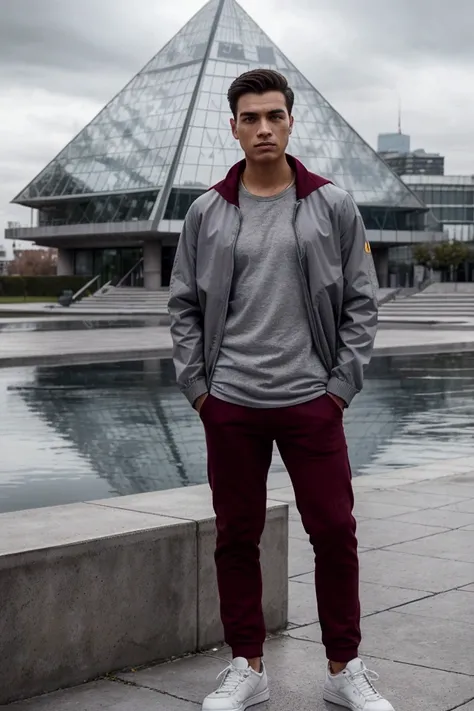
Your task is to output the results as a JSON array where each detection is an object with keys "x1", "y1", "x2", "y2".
[{"x1": 9, "y1": 0, "x2": 432, "y2": 289}]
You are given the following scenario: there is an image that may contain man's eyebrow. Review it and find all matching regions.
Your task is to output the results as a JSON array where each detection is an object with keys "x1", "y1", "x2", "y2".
[{"x1": 239, "y1": 108, "x2": 286, "y2": 117}]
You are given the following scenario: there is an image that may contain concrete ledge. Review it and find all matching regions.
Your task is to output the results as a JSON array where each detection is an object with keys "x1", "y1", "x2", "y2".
[
  {"x1": 0, "y1": 486, "x2": 288, "y2": 704},
  {"x1": 93, "y1": 486, "x2": 289, "y2": 649}
]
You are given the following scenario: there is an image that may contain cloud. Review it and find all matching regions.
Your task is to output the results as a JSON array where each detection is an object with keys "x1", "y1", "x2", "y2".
[{"x1": 1, "y1": 0, "x2": 474, "y2": 249}]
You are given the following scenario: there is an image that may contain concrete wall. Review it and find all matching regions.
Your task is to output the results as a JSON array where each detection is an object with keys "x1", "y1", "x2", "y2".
[
  {"x1": 56, "y1": 248, "x2": 74, "y2": 276},
  {"x1": 0, "y1": 486, "x2": 288, "y2": 704},
  {"x1": 143, "y1": 241, "x2": 162, "y2": 290}
]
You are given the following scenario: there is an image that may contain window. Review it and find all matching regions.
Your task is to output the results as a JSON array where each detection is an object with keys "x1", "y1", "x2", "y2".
[
  {"x1": 164, "y1": 188, "x2": 207, "y2": 220},
  {"x1": 37, "y1": 190, "x2": 159, "y2": 226}
]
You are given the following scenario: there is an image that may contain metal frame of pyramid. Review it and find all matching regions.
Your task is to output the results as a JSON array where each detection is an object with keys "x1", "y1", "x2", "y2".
[{"x1": 13, "y1": 0, "x2": 426, "y2": 234}]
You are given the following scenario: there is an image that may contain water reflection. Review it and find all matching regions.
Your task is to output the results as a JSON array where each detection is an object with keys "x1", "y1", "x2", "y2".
[{"x1": 1, "y1": 353, "x2": 474, "y2": 513}]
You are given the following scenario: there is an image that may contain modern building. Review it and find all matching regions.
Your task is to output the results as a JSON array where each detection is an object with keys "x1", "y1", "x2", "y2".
[
  {"x1": 381, "y1": 149, "x2": 445, "y2": 177},
  {"x1": 378, "y1": 132, "x2": 444, "y2": 176},
  {"x1": 402, "y1": 174, "x2": 474, "y2": 242},
  {"x1": 377, "y1": 132, "x2": 410, "y2": 155},
  {"x1": 6, "y1": 0, "x2": 443, "y2": 290},
  {"x1": 0, "y1": 242, "x2": 9, "y2": 275}
]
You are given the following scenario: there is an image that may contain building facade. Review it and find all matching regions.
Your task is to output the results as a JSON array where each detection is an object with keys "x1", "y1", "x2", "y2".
[
  {"x1": 381, "y1": 149, "x2": 445, "y2": 177},
  {"x1": 377, "y1": 132, "x2": 445, "y2": 177},
  {"x1": 0, "y1": 243, "x2": 9, "y2": 276},
  {"x1": 377, "y1": 132, "x2": 410, "y2": 155},
  {"x1": 6, "y1": 0, "x2": 443, "y2": 290},
  {"x1": 402, "y1": 174, "x2": 474, "y2": 242}
]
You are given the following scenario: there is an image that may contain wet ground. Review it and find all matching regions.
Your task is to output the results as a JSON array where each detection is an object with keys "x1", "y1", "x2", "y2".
[{"x1": 1, "y1": 353, "x2": 474, "y2": 513}]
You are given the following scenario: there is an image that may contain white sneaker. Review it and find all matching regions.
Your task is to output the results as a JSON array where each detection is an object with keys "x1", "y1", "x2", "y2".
[
  {"x1": 323, "y1": 658, "x2": 394, "y2": 710},
  {"x1": 202, "y1": 657, "x2": 269, "y2": 711}
]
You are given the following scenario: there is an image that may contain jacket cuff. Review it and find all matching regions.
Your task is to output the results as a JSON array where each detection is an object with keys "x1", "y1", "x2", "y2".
[
  {"x1": 183, "y1": 377, "x2": 208, "y2": 408},
  {"x1": 327, "y1": 377, "x2": 358, "y2": 407}
]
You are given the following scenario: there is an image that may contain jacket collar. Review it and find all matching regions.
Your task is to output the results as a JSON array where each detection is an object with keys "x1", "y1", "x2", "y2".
[{"x1": 211, "y1": 154, "x2": 331, "y2": 206}]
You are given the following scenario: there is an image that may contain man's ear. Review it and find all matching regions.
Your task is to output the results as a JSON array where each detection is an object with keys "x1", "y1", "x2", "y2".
[
  {"x1": 230, "y1": 117, "x2": 238, "y2": 140},
  {"x1": 289, "y1": 115, "x2": 294, "y2": 134}
]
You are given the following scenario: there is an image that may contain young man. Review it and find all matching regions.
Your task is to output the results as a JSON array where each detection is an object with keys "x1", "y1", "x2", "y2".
[{"x1": 169, "y1": 69, "x2": 393, "y2": 711}]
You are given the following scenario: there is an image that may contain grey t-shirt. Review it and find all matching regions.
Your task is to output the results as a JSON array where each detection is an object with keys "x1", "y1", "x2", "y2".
[{"x1": 210, "y1": 182, "x2": 328, "y2": 408}]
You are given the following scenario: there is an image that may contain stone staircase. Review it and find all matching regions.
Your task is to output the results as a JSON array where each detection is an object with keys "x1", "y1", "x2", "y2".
[
  {"x1": 380, "y1": 286, "x2": 474, "y2": 324},
  {"x1": 61, "y1": 284, "x2": 474, "y2": 324},
  {"x1": 66, "y1": 287, "x2": 169, "y2": 314}
]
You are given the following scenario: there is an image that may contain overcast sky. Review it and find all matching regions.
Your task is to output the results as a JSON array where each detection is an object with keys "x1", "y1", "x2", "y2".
[{"x1": 1, "y1": 0, "x2": 473, "y2": 250}]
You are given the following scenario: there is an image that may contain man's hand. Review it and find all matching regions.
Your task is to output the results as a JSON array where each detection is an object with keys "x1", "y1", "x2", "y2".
[
  {"x1": 327, "y1": 393, "x2": 345, "y2": 411},
  {"x1": 194, "y1": 393, "x2": 208, "y2": 414}
]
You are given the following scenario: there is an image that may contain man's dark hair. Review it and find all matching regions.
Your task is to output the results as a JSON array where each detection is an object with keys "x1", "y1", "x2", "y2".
[{"x1": 227, "y1": 69, "x2": 294, "y2": 118}]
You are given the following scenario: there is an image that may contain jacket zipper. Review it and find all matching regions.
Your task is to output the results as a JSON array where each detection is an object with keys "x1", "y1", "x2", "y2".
[
  {"x1": 292, "y1": 201, "x2": 326, "y2": 364},
  {"x1": 208, "y1": 207, "x2": 242, "y2": 387}
]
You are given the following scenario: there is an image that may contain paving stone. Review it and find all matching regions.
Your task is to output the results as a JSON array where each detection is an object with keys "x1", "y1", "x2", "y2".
[
  {"x1": 288, "y1": 536, "x2": 314, "y2": 578},
  {"x1": 118, "y1": 654, "x2": 223, "y2": 704},
  {"x1": 360, "y1": 610, "x2": 474, "y2": 675},
  {"x1": 390, "y1": 529, "x2": 474, "y2": 563},
  {"x1": 358, "y1": 549, "x2": 474, "y2": 592},
  {"x1": 441, "y1": 499, "x2": 474, "y2": 514},
  {"x1": 288, "y1": 580, "x2": 318, "y2": 626},
  {"x1": 10, "y1": 680, "x2": 197, "y2": 710},
  {"x1": 356, "y1": 518, "x2": 446, "y2": 549},
  {"x1": 390, "y1": 507, "x2": 474, "y2": 529},
  {"x1": 461, "y1": 584, "x2": 474, "y2": 592},
  {"x1": 399, "y1": 481, "x2": 474, "y2": 499},
  {"x1": 395, "y1": 590, "x2": 474, "y2": 627},
  {"x1": 286, "y1": 579, "x2": 431, "y2": 638},
  {"x1": 268, "y1": 486, "x2": 296, "y2": 504},
  {"x1": 289, "y1": 519, "x2": 308, "y2": 541},
  {"x1": 267, "y1": 468, "x2": 291, "y2": 491},
  {"x1": 355, "y1": 489, "x2": 467, "y2": 509},
  {"x1": 353, "y1": 500, "x2": 417, "y2": 519}
]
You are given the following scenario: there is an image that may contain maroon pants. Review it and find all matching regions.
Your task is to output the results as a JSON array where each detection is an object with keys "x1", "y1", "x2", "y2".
[{"x1": 200, "y1": 393, "x2": 360, "y2": 663}]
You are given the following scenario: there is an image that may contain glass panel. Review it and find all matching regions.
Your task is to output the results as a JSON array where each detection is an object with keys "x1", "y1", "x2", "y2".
[
  {"x1": 164, "y1": 188, "x2": 207, "y2": 220},
  {"x1": 74, "y1": 250, "x2": 94, "y2": 277},
  {"x1": 37, "y1": 191, "x2": 159, "y2": 226}
]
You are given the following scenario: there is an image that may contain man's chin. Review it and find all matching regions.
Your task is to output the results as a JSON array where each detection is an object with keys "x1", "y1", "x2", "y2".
[{"x1": 248, "y1": 150, "x2": 283, "y2": 163}]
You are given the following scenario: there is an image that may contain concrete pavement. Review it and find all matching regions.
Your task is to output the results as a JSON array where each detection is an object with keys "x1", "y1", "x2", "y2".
[{"x1": 10, "y1": 461, "x2": 474, "y2": 710}]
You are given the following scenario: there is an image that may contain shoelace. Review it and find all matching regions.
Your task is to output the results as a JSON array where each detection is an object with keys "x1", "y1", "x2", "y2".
[
  {"x1": 350, "y1": 667, "x2": 382, "y2": 700},
  {"x1": 215, "y1": 664, "x2": 251, "y2": 695}
]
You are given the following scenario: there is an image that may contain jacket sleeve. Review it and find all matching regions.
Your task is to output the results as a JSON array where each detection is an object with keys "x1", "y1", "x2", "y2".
[
  {"x1": 168, "y1": 202, "x2": 208, "y2": 407},
  {"x1": 326, "y1": 194, "x2": 379, "y2": 406}
]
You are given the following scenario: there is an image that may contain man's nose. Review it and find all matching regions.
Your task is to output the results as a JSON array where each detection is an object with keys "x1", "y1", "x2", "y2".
[{"x1": 257, "y1": 121, "x2": 272, "y2": 136}]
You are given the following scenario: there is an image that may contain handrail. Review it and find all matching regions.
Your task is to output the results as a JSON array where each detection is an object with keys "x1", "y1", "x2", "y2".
[
  {"x1": 116, "y1": 257, "x2": 144, "y2": 287},
  {"x1": 72, "y1": 274, "x2": 101, "y2": 302}
]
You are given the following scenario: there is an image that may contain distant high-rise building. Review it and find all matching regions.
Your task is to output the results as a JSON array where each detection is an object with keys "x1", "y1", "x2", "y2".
[
  {"x1": 378, "y1": 131, "x2": 444, "y2": 177},
  {"x1": 381, "y1": 148, "x2": 445, "y2": 177},
  {"x1": 377, "y1": 132, "x2": 410, "y2": 154}
]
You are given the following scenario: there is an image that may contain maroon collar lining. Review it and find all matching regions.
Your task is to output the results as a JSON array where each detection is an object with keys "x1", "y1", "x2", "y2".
[{"x1": 211, "y1": 154, "x2": 331, "y2": 206}]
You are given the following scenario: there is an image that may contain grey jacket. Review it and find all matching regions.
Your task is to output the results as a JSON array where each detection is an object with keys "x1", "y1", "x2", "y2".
[{"x1": 169, "y1": 155, "x2": 378, "y2": 408}]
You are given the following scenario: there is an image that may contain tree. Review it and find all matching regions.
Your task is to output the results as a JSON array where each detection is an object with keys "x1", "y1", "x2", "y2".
[
  {"x1": 8, "y1": 248, "x2": 57, "y2": 276},
  {"x1": 433, "y1": 241, "x2": 470, "y2": 281},
  {"x1": 413, "y1": 243, "x2": 434, "y2": 268}
]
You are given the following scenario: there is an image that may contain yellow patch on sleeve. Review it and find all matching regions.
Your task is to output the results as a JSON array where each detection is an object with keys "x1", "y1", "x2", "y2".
[{"x1": 364, "y1": 241, "x2": 371, "y2": 254}]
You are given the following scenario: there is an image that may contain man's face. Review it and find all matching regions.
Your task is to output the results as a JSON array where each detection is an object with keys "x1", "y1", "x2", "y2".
[{"x1": 230, "y1": 91, "x2": 293, "y2": 163}]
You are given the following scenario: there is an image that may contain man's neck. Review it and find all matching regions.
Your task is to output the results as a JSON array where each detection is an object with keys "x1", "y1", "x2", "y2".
[{"x1": 242, "y1": 155, "x2": 294, "y2": 197}]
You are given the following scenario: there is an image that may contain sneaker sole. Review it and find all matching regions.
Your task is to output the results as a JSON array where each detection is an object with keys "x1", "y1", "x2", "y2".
[
  {"x1": 242, "y1": 688, "x2": 270, "y2": 710},
  {"x1": 323, "y1": 688, "x2": 355, "y2": 710},
  {"x1": 203, "y1": 688, "x2": 270, "y2": 711}
]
